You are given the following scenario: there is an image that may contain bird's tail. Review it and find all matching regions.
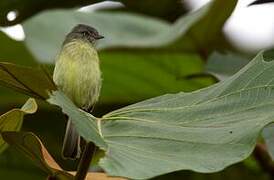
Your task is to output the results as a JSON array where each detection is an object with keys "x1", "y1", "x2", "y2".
[{"x1": 62, "y1": 119, "x2": 81, "y2": 159}]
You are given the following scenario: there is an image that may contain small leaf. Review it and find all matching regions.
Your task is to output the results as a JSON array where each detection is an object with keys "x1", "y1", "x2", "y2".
[
  {"x1": 0, "y1": 62, "x2": 56, "y2": 99},
  {"x1": 0, "y1": 98, "x2": 37, "y2": 153},
  {"x1": 21, "y1": 98, "x2": 38, "y2": 113},
  {"x1": 1, "y1": 131, "x2": 73, "y2": 179}
]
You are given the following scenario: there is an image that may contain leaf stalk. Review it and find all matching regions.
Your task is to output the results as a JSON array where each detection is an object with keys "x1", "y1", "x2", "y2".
[{"x1": 75, "y1": 142, "x2": 94, "y2": 180}]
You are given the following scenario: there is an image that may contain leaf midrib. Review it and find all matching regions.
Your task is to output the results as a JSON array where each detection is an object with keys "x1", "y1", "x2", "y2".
[{"x1": 103, "y1": 84, "x2": 274, "y2": 117}]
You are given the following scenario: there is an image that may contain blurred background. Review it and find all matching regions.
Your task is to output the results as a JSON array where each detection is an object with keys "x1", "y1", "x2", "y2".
[{"x1": 0, "y1": 0, "x2": 273, "y2": 179}]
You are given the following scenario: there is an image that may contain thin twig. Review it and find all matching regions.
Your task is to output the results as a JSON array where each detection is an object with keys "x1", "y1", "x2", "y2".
[{"x1": 75, "y1": 142, "x2": 94, "y2": 180}]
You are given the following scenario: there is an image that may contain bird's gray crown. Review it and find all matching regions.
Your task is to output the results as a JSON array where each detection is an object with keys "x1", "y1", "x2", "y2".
[{"x1": 65, "y1": 24, "x2": 104, "y2": 44}]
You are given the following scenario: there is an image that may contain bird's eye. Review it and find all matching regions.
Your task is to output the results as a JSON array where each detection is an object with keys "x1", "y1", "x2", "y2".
[{"x1": 83, "y1": 32, "x2": 88, "y2": 36}]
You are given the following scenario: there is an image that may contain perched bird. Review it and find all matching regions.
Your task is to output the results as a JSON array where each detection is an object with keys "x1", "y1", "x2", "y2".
[
  {"x1": 53, "y1": 24, "x2": 104, "y2": 159},
  {"x1": 249, "y1": 0, "x2": 274, "y2": 6}
]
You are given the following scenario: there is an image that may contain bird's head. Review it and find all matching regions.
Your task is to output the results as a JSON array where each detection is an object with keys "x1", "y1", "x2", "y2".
[{"x1": 65, "y1": 24, "x2": 104, "y2": 44}]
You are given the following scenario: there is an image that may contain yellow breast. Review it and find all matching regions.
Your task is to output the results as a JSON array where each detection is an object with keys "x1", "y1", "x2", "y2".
[{"x1": 53, "y1": 39, "x2": 101, "y2": 110}]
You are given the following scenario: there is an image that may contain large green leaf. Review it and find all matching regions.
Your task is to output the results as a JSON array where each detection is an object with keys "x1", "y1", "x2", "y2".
[
  {"x1": 260, "y1": 50, "x2": 274, "y2": 160},
  {"x1": 0, "y1": 62, "x2": 56, "y2": 99},
  {"x1": 0, "y1": 0, "x2": 187, "y2": 26},
  {"x1": 0, "y1": 0, "x2": 99, "y2": 26},
  {"x1": 170, "y1": 0, "x2": 237, "y2": 54},
  {"x1": 119, "y1": 0, "x2": 186, "y2": 21},
  {"x1": 47, "y1": 51, "x2": 274, "y2": 179},
  {"x1": 0, "y1": 31, "x2": 38, "y2": 107},
  {"x1": 0, "y1": 98, "x2": 37, "y2": 153},
  {"x1": 23, "y1": 0, "x2": 236, "y2": 104},
  {"x1": 0, "y1": 148, "x2": 45, "y2": 179},
  {"x1": 23, "y1": 0, "x2": 237, "y2": 61},
  {"x1": 99, "y1": 52, "x2": 274, "y2": 179},
  {"x1": 0, "y1": 31, "x2": 36, "y2": 66},
  {"x1": 99, "y1": 52, "x2": 213, "y2": 104},
  {"x1": 24, "y1": 12, "x2": 214, "y2": 104},
  {"x1": 23, "y1": 11, "x2": 170, "y2": 62}
]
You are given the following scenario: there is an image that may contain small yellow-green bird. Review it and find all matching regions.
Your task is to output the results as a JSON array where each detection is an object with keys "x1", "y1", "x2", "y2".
[{"x1": 53, "y1": 24, "x2": 103, "y2": 159}]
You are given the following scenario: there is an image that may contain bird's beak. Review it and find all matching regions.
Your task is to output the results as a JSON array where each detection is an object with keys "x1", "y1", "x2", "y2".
[{"x1": 96, "y1": 35, "x2": 104, "y2": 39}]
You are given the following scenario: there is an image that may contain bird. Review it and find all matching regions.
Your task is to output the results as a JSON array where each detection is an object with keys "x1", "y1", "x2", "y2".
[
  {"x1": 53, "y1": 24, "x2": 104, "y2": 159},
  {"x1": 249, "y1": 0, "x2": 274, "y2": 6}
]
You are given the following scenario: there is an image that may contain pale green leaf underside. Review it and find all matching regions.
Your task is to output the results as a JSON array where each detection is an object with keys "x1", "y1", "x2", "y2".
[
  {"x1": 48, "y1": 52, "x2": 274, "y2": 179},
  {"x1": 47, "y1": 91, "x2": 107, "y2": 150},
  {"x1": 98, "y1": 52, "x2": 274, "y2": 179},
  {"x1": 263, "y1": 124, "x2": 274, "y2": 159},
  {"x1": 0, "y1": 98, "x2": 37, "y2": 153},
  {"x1": 260, "y1": 50, "x2": 274, "y2": 160}
]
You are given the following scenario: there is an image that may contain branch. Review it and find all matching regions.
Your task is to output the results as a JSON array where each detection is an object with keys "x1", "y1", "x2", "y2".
[
  {"x1": 253, "y1": 143, "x2": 274, "y2": 177},
  {"x1": 75, "y1": 142, "x2": 95, "y2": 180}
]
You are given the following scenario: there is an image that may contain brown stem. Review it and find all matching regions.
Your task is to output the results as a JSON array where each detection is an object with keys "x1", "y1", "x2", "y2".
[
  {"x1": 75, "y1": 142, "x2": 94, "y2": 180},
  {"x1": 253, "y1": 143, "x2": 274, "y2": 177}
]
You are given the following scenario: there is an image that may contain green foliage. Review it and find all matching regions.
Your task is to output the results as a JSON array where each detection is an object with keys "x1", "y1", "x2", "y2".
[
  {"x1": 206, "y1": 52, "x2": 249, "y2": 80},
  {"x1": 1, "y1": 0, "x2": 274, "y2": 179},
  {"x1": 22, "y1": 0, "x2": 236, "y2": 105},
  {"x1": 24, "y1": 12, "x2": 214, "y2": 104},
  {"x1": 261, "y1": 50, "x2": 274, "y2": 161},
  {"x1": 0, "y1": 0, "x2": 186, "y2": 26},
  {"x1": 3, "y1": 51, "x2": 272, "y2": 179},
  {"x1": 23, "y1": 0, "x2": 236, "y2": 59},
  {"x1": 262, "y1": 124, "x2": 274, "y2": 159},
  {"x1": 0, "y1": 98, "x2": 37, "y2": 153},
  {"x1": 47, "y1": 91, "x2": 107, "y2": 149},
  {"x1": 0, "y1": 32, "x2": 36, "y2": 66},
  {"x1": 0, "y1": 62, "x2": 56, "y2": 99},
  {"x1": 2, "y1": 132, "x2": 73, "y2": 179},
  {"x1": 0, "y1": 31, "x2": 37, "y2": 107},
  {"x1": 44, "y1": 52, "x2": 274, "y2": 179},
  {"x1": 119, "y1": 0, "x2": 187, "y2": 21},
  {"x1": 0, "y1": 0, "x2": 100, "y2": 26}
]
